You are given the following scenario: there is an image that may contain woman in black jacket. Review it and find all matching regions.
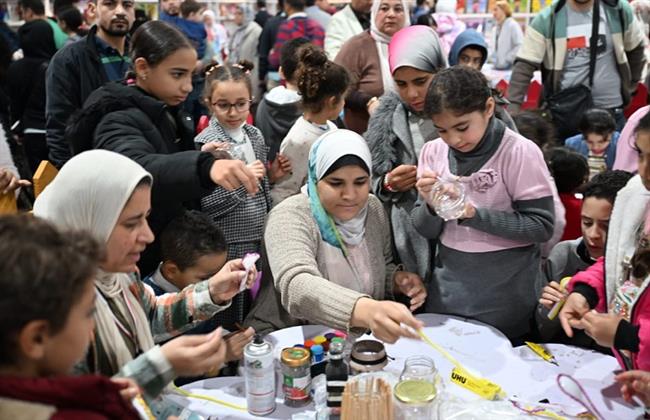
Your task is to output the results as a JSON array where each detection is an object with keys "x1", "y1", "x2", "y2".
[
  {"x1": 7, "y1": 19, "x2": 56, "y2": 173},
  {"x1": 65, "y1": 21, "x2": 258, "y2": 275}
]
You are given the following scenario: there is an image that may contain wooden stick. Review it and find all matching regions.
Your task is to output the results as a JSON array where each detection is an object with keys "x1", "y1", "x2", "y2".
[{"x1": 341, "y1": 377, "x2": 393, "y2": 420}]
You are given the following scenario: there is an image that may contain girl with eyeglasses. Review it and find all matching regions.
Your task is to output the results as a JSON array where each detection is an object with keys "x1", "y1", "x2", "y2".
[
  {"x1": 270, "y1": 44, "x2": 350, "y2": 207},
  {"x1": 195, "y1": 59, "x2": 290, "y2": 330}
]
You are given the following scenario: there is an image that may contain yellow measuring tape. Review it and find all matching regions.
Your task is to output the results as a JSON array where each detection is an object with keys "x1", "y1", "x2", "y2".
[
  {"x1": 172, "y1": 384, "x2": 247, "y2": 411},
  {"x1": 418, "y1": 329, "x2": 506, "y2": 400}
]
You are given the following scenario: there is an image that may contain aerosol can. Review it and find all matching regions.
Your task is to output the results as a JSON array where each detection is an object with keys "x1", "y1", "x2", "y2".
[{"x1": 244, "y1": 334, "x2": 276, "y2": 416}]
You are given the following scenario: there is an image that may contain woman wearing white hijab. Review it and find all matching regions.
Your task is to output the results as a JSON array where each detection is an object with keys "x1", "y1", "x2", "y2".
[
  {"x1": 262, "y1": 129, "x2": 426, "y2": 343},
  {"x1": 203, "y1": 9, "x2": 229, "y2": 63},
  {"x1": 334, "y1": 0, "x2": 409, "y2": 134},
  {"x1": 33, "y1": 150, "x2": 257, "y2": 398}
]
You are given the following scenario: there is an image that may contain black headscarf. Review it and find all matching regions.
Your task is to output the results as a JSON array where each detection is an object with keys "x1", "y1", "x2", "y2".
[{"x1": 18, "y1": 19, "x2": 56, "y2": 60}]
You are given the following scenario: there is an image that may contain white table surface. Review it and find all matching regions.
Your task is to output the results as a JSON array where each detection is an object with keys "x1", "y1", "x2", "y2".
[{"x1": 168, "y1": 314, "x2": 644, "y2": 419}]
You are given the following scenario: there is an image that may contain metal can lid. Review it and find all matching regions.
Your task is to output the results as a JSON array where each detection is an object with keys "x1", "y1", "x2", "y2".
[
  {"x1": 394, "y1": 380, "x2": 436, "y2": 404},
  {"x1": 281, "y1": 347, "x2": 311, "y2": 367},
  {"x1": 246, "y1": 336, "x2": 271, "y2": 354}
]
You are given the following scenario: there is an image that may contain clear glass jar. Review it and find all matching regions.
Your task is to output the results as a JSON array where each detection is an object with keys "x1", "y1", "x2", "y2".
[
  {"x1": 394, "y1": 379, "x2": 437, "y2": 420},
  {"x1": 281, "y1": 347, "x2": 312, "y2": 407},
  {"x1": 428, "y1": 179, "x2": 466, "y2": 221},
  {"x1": 400, "y1": 356, "x2": 437, "y2": 384}
]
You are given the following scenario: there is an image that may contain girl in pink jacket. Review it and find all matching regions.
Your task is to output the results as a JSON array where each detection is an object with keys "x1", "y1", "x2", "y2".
[{"x1": 560, "y1": 111, "x2": 650, "y2": 371}]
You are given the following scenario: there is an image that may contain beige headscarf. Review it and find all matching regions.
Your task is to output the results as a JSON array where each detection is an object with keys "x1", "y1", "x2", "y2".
[{"x1": 34, "y1": 150, "x2": 155, "y2": 374}]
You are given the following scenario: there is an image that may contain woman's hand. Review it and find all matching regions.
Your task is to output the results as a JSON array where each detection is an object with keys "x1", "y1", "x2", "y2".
[
  {"x1": 570, "y1": 310, "x2": 622, "y2": 348},
  {"x1": 415, "y1": 169, "x2": 439, "y2": 198},
  {"x1": 110, "y1": 377, "x2": 140, "y2": 401},
  {"x1": 559, "y1": 292, "x2": 591, "y2": 337},
  {"x1": 351, "y1": 298, "x2": 424, "y2": 344},
  {"x1": 393, "y1": 271, "x2": 427, "y2": 311},
  {"x1": 210, "y1": 159, "x2": 259, "y2": 195},
  {"x1": 616, "y1": 370, "x2": 650, "y2": 405},
  {"x1": 387, "y1": 165, "x2": 417, "y2": 192},
  {"x1": 539, "y1": 281, "x2": 568, "y2": 310},
  {"x1": 161, "y1": 329, "x2": 227, "y2": 377},
  {"x1": 224, "y1": 327, "x2": 255, "y2": 362},
  {"x1": 208, "y1": 259, "x2": 257, "y2": 304},
  {"x1": 268, "y1": 154, "x2": 292, "y2": 183},
  {"x1": 0, "y1": 168, "x2": 30, "y2": 194},
  {"x1": 366, "y1": 97, "x2": 380, "y2": 115},
  {"x1": 247, "y1": 160, "x2": 266, "y2": 180}
]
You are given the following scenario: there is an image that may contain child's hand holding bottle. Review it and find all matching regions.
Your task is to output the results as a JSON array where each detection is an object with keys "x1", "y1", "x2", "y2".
[
  {"x1": 415, "y1": 169, "x2": 439, "y2": 197},
  {"x1": 247, "y1": 160, "x2": 266, "y2": 180},
  {"x1": 417, "y1": 169, "x2": 474, "y2": 221}
]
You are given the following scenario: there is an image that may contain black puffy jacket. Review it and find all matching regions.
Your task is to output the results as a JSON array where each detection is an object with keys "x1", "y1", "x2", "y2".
[{"x1": 66, "y1": 81, "x2": 216, "y2": 274}]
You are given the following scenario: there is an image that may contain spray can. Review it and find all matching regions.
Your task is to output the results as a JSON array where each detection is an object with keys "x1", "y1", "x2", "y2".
[{"x1": 244, "y1": 335, "x2": 276, "y2": 416}]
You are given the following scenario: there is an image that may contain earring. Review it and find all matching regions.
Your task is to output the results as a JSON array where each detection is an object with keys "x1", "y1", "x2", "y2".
[{"x1": 141, "y1": 73, "x2": 148, "y2": 81}]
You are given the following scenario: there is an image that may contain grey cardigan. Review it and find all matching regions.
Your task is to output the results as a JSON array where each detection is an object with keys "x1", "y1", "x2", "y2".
[
  {"x1": 364, "y1": 91, "x2": 434, "y2": 282},
  {"x1": 264, "y1": 193, "x2": 396, "y2": 332}
]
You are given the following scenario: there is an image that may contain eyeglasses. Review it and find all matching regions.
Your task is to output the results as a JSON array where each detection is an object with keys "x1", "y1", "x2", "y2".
[{"x1": 211, "y1": 100, "x2": 252, "y2": 113}]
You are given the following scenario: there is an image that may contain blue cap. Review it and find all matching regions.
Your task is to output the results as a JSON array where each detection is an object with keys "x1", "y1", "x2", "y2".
[{"x1": 311, "y1": 344, "x2": 325, "y2": 362}]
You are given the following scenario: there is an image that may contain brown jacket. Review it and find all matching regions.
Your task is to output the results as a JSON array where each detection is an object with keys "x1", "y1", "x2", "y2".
[{"x1": 335, "y1": 31, "x2": 384, "y2": 134}]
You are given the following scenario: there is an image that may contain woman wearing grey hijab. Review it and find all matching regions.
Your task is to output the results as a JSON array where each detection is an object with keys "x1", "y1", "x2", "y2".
[
  {"x1": 364, "y1": 25, "x2": 446, "y2": 283},
  {"x1": 228, "y1": 5, "x2": 263, "y2": 102}
]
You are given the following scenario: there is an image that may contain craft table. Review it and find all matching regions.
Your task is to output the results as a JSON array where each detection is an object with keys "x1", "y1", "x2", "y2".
[{"x1": 167, "y1": 314, "x2": 644, "y2": 419}]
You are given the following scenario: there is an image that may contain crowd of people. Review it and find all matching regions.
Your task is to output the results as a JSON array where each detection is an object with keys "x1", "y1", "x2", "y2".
[{"x1": 3, "y1": 0, "x2": 650, "y2": 416}]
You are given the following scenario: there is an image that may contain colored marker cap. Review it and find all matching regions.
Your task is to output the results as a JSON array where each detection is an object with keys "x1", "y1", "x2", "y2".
[
  {"x1": 311, "y1": 344, "x2": 325, "y2": 362},
  {"x1": 313, "y1": 336, "x2": 327, "y2": 345}
]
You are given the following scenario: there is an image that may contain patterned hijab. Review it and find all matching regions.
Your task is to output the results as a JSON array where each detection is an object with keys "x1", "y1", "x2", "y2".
[{"x1": 306, "y1": 130, "x2": 373, "y2": 256}]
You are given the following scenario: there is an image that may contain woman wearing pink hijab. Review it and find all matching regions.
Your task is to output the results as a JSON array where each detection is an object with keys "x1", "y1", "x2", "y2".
[{"x1": 364, "y1": 25, "x2": 446, "y2": 282}]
